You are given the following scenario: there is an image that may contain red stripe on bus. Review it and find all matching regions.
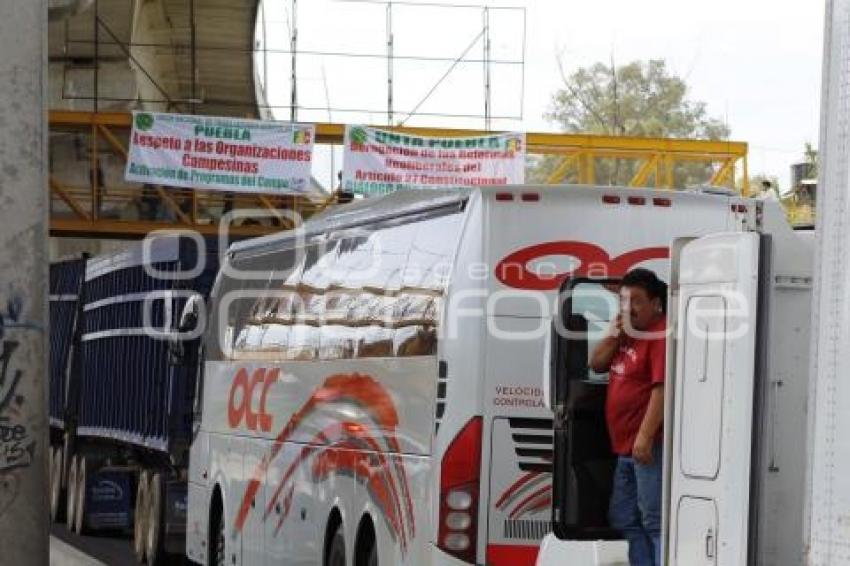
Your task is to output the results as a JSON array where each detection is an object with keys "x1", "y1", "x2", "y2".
[
  {"x1": 494, "y1": 471, "x2": 541, "y2": 509},
  {"x1": 486, "y1": 544, "x2": 539, "y2": 566},
  {"x1": 235, "y1": 374, "x2": 416, "y2": 547},
  {"x1": 509, "y1": 484, "x2": 552, "y2": 519}
]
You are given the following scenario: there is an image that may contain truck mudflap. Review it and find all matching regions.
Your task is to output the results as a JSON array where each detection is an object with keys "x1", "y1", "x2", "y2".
[
  {"x1": 84, "y1": 467, "x2": 134, "y2": 531},
  {"x1": 163, "y1": 480, "x2": 188, "y2": 555},
  {"x1": 487, "y1": 417, "x2": 553, "y2": 566}
]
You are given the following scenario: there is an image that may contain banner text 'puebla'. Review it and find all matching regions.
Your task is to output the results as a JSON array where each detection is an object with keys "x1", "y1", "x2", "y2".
[
  {"x1": 125, "y1": 112, "x2": 315, "y2": 194},
  {"x1": 342, "y1": 125, "x2": 525, "y2": 195}
]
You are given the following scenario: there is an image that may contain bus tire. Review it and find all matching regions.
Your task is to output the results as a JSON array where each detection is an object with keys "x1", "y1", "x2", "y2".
[
  {"x1": 134, "y1": 470, "x2": 150, "y2": 563},
  {"x1": 66, "y1": 454, "x2": 78, "y2": 531},
  {"x1": 209, "y1": 493, "x2": 225, "y2": 566},
  {"x1": 355, "y1": 516, "x2": 377, "y2": 566},
  {"x1": 325, "y1": 521, "x2": 346, "y2": 566},
  {"x1": 146, "y1": 473, "x2": 164, "y2": 566},
  {"x1": 74, "y1": 455, "x2": 88, "y2": 535},
  {"x1": 50, "y1": 446, "x2": 64, "y2": 523}
]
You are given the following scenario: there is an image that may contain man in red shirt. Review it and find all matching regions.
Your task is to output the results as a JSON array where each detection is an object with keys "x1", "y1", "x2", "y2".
[{"x1": 590, "y1": 268, "x2": 667, "y2": 566}]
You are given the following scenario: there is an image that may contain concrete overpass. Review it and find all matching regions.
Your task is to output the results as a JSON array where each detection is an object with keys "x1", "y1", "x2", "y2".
[{"x1": 49, "y1": 0, "x2": 263, "y2": 117}]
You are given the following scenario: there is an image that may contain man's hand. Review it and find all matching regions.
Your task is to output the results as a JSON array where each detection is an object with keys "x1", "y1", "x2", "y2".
[
  {"x1": 632, "y1": 432, "x2": 654, "y2": 465},
  {"x1": 590, "y1": 315, "x2": 626, "y2": 373},
  {"x1": 609, "y1": 314, "x2": 624, "y2": 340}
]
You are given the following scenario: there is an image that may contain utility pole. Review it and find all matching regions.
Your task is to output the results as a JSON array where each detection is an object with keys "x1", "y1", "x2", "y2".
[{"x1": 0, "y1": 0, "x2": 49, "y2": 564}]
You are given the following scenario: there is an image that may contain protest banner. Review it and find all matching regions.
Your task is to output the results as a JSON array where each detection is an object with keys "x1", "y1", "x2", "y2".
[
  {"x1": 342, "y1": 125, "x2": 525, "y2": 195},
  {"x1": 125, "y1": 112, "x2": 315, "y2": 194}
]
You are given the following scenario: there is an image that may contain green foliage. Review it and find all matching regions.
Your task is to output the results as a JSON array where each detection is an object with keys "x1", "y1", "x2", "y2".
[{"x1": 537, "y1": 59, "x2": 731, "y2": 187}]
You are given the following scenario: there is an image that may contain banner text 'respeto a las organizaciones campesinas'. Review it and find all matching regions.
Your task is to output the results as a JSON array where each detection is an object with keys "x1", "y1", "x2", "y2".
[{"x1": 125, "y1": 112, "x2": 315, "y2": 194}]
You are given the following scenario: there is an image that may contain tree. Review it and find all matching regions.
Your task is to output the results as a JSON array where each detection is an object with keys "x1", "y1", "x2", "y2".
[{"x1": 531, "y1": 59, "x2": 731, "y2": 186}]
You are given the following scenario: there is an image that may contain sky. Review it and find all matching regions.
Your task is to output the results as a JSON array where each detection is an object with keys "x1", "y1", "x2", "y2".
[{"x1": 258, "y1": 0, "x2": 825, "y2": 190}]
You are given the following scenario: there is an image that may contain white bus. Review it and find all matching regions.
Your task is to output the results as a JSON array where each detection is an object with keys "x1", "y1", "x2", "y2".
[{"x1": 184, "y1": 185, "x2": 768, "y2": 566}]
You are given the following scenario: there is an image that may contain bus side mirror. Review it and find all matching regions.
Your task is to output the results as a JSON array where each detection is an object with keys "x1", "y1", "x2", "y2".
[
  {"x1": 179, "y1": 310, "x2": 199, "y2": 334},
  {"x1": 168, "y1": 337, "x2": 186, "y2": 366},
  {"x1": 169, "y1": 297, "x2": 201, "y2": 366}
]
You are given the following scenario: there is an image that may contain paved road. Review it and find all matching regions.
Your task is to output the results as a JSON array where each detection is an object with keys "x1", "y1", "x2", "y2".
[
  {"x1": 50, "y1": 524, "x2": 191, "y2": 566},
  {"x1": 51, "y1": 534, "x2": 105, "y2": 566},
  {"x1": 51, "y1": 523, "x2": 136, "y2": 566}
]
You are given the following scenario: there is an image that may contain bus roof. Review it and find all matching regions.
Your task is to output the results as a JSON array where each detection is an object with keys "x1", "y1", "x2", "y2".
[
  {"x1": 229, "y1": 188, "x2": 472, "y2": 256},
  {"x1": 228, "y1": 185, "x2": 746, "y2": 258}
]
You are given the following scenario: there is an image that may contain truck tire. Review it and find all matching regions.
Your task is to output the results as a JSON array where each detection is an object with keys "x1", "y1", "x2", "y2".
[
  {"x1": 145, "y1": 473, "x2": 163, "y2": 566},
  {"x1": 66, "y1": 454, "x2": 78, "y2": 530},
  {"x1": 62, "y1": 433, "x2": 72, "y2": 488},
  {"x1": 50, "y1": 446, "x2": 64, "y2": 522},
  {"x1": 74, "y1": 455, "x2": 88, "y2": 535},
  {"x1": 134, "y1": 470, "x2": 150, "y2": 563}
]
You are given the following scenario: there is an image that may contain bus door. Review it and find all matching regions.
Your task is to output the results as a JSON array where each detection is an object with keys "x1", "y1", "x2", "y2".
[
  {"x1": 549, "y1": 277, "x2": 622, "y2": 541},
  {"x1": 666, "y1": 233, "x2": 766, "y2": 565}
]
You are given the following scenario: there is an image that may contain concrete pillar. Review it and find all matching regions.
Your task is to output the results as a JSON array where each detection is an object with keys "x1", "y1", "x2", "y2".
[
  {"x1": 807, "y1": 0, "x2": 850, "y2": 562},
  {"x1": 0, "y1": 1, "x2": 49, "y2": 565}
]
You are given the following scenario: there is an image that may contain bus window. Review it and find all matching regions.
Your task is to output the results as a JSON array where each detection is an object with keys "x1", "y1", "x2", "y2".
[
  {"x1": 394, "y1": 325, "x2": 437, "y2": 357},
  {"x1": 393, "y1": 293, "x2": 439, "y2": 325},
  {"x1": 261, "y1": 321, "x2": 290, "y2": 355},
  {"x1": 357, "y1": 325, "x2": 395, "y2": 358},
  {"x1": 301, "y1": 240, "x2": 340, "y2": 291},
  {"x1": 284, "y1": 323, "x2": 319, "y2": 361},
  {"x1": 402, "y1": 213, "x2": 460, "y2": 291},
  {"x1": 324, "y1": 288, "x2": 356, "y2": 322},
  {"x1": 226, "y1": 256, "x2": 270, "y2": 359},
  {"x1": 318, "y1": 324, "x2": 358, "y2": 360}
]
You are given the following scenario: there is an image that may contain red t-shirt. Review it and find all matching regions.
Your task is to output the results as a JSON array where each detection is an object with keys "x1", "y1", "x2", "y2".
[{"x1": 605, "y1": 317, "x2": 667, "y2": 456}]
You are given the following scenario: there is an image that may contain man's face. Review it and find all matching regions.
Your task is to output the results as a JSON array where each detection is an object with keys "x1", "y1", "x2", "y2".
[{"x1": 620, "y1": 285, "x2": 659, "y2": 332}]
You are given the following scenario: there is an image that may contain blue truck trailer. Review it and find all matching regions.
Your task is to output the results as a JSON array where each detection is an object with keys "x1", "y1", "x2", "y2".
[{"x1": 49, "y1": 236, "x2": 218, "y2": 565}]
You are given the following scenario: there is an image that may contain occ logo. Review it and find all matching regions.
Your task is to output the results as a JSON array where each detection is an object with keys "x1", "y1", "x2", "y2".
[
  {"x1": 495, "y1": 241, "x2": 669, "y2": 291},
  {"x1": 227, "y1": 368, "x2": 280, "y2": 432}
]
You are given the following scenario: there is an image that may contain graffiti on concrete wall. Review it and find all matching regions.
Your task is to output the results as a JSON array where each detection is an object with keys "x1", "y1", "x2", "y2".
[
  {"x1": 0, "y1": 296, "x2": 35, "y2": 475},
  {"x1": 0, "y1": 474, "x2": 20, "y2": 517}
]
